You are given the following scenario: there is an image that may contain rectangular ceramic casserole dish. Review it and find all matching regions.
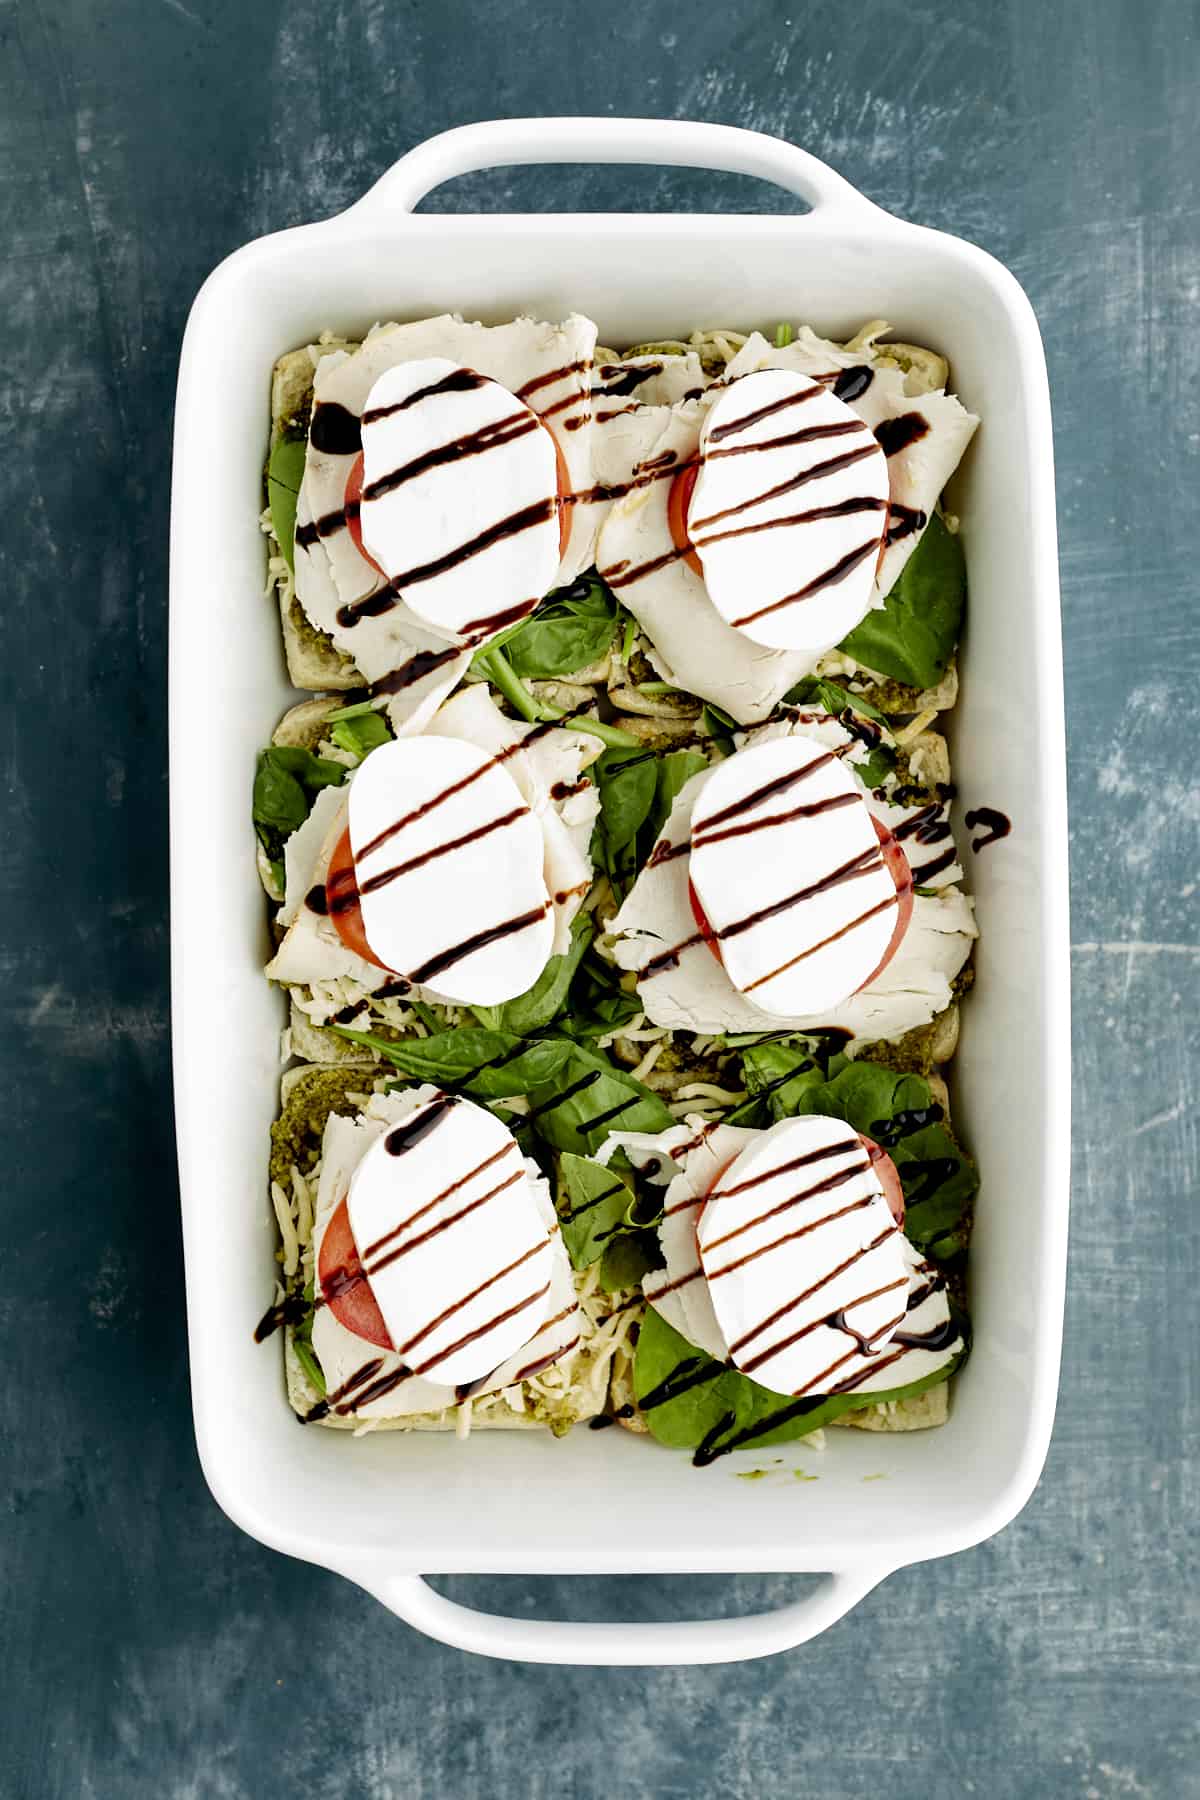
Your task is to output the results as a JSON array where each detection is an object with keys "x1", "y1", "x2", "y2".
[{"x1": 170, "y1": 117, "x2": 1069, "y2": 1666}]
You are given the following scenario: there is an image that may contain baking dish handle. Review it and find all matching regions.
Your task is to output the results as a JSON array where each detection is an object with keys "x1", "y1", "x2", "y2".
[
  {"x1": 347, "y1": 118, "x2": 882, "y2": 220},
  {"x1": 356, "y1": 1566, "x2": 893, "y2": 1665}
]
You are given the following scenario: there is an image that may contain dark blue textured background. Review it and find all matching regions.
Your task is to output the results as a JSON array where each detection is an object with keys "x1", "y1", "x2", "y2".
[{"x1": 3, "y1": 1, "x2": 1197, "y2": 1794}]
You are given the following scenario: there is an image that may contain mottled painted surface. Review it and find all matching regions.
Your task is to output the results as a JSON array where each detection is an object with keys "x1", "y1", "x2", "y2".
[{"x1": 1, "y1": 0, "x2": 1197, "y2": 1795}]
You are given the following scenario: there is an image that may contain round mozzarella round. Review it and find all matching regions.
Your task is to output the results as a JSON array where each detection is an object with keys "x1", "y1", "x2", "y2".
[
  {"x1": 347, "y1": 735, "x2": 553, "y2": 1004},
  {"x1": 687, "y1": 736, "x2": 900, "y2": 1017},
  {"x1": 345, "y1": 1093, "x2": 554, "y2": 1386},
  {"x1": 696, "y1": 1115, "x2": 908, "y2": 1396},
  {"x1": 688, "y1": 370, "x2": 890, "y2": 653},
  {"x1": 358, "y1": 358, "x2": 562, "y2": 644}
]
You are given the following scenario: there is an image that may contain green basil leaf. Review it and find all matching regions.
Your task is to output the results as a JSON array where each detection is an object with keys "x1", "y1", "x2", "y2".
[
  {"x1": 252, "y1": 755, "x2": 309, "y2": 836},
  {"x1": 501, "y1": 579, "x2": 618, "y2": 678},
  {"x1": 700, "y1": 702, "x2": 736, "y2": 757},
  {"x1": 740, "y1": 1045, "x2": 978, "y2": 1260},
  {"x1": 568, "y1": 970, "x2": 644, "y2": 1040},
  {"x1": 784, "y1": 676, "x2": 888, "y2": 725},
  {"x1": 556, "y1": 1152, "x2": 635, "y2": 1268},
  {"x1": 472, "y1": 913, "x2": 593, "y2": 1035},
  {"x1": 634, "y1": 1306, "x2": 964, "y2": 1458},
  {"x1": 593, "y1": 747, "x2": 659, "y2": 851},
  {"x1": 267, "y1": 433, "x2": 307, "y2": 571},
  {"x1": 330, "y1": 710, "x2": 392, "y2": 760},
  {"x1": 647, "y1": 748, "x2": 708, "y2": 843},
  {"x1": 599, "y1": 1231, "x2": 660, "y2": 1293},
  {"x1": 328, "y1": 1026, "x2": 574, "y2": 1099},
  {"x1": 263, "y1": 745, "x2": 349, "y2": 792},
  {"x1": 837, "y1": 512, "x2": 966, "y2": 689},
  {"x1": 525, "y1": 1043, "x2": 674, "y2": 1155}
]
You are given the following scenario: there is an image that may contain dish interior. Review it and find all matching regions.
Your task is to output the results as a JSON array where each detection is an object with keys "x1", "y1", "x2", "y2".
[{"x1": 172, "y1": 214, "x2": 1065, "y2": 1574}]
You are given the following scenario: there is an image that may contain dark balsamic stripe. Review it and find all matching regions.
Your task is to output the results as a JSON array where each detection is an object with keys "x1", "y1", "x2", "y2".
[
  {"x1": 309, "y1": 402, "x2": 361, "y2": 455},
  {"x1": 408, "y1": 1280, "x2": 552, "y2": 1378},
  {"x1": 516, "y1": 359, "x2": 589, "y2": 401},
  {"x1": 337, "y1": 498, "x2": 557, "y2": 626},
  {"x1": 746, "y1": 1278, "x2": 909, "y2": 1379},
  {"x1": 705, "y1": 417, "x2": 865, "y2": 464},
  {"x1": 741, "y1": 892, "x2": 896, "y2": 994},
  {"x1": 384, "y1": 1094, "x2": 459, "y2": 1156},
  {"x1": 726, "y1": 1224, "x2": 899, "y2": 1357},
  {"x1": 687, "y1": 442, "x2": 877, "y2": 534},
  {"x1": 558, "y1": 1180, "x2": 629, "y2": 1223},
  {"x1": 362, "y1": 367, "x2": 487, "y2": 425},
  {"x1": 361, "y1": 1141, "x2": 516, "y2": 1260},
  {"x1": 407, "y1": 904, "x2": 549, "y2": 987},
  {"x1": 706, "y1": 1197, "x2": 879, "y2": 1285},
  {"x1": 700, "y1": 1159, "x2": 868, "y2": 1254},
  {"x1": 706, "y1": 382, "x2": 823, "y2": 444},
  {"x1": 393, "y1": 1239, "x2": 549, "y2": 1359},
  {"x1": 583, "y1": 1093, "x2": 648, "y2": 1133},
  {"x1": 875, "y1": 412, "x2": 930, "y2": 457},
  {"x1": 365, "y1": 1169, "x2": 526, "y2": 1279},
  {"x1": 908, "y1": 846, "x2": 958, "y2": 885},
  {"x1": 361, "y1": 410, "x2": 539, "y2": 503},
  {"x1": 730, "y1": 538, "x2": 880, "y2": 628},
  {"x1": 357, "y1": 804, "x2": 527, "y2": 896},
  {"x1": 370, "y1": 644, "x2": 464, "y2": 698},
  {"x1": 694, "y1": 790, "x2": 858, "y2": 850},
  {"x1": 524, "y1": 1069, "x2": 603, "y2": 1123},
  {"x1": 697, "y1": 754, "x2": 837, "y2": 833}
]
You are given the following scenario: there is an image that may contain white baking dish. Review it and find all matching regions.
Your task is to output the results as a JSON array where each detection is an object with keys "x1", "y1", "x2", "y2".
[{"x1": 170, "y1": 118, "x2": 1069, "y2": 1665}]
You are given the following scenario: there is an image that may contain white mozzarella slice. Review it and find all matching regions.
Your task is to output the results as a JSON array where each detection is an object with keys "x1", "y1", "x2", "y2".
[
  {"x1": 609, "y1": 757, "x2": 976, "y2": 1040},
  {"x1": 347, "y1": 735, "x2": 553, "y2": 1005},
  {"x1": 357, "y1": 358, "x2": 562, "y2": 646},
  {"x1": 690, "y1": 370, "x2": 890, "y2": 653},
  {"x1": 740, "y1": 710, "x2": 965, "y2": 890},
  {"x1": 635, "y1": 1123, "x2": 758, "y2": 1359},
  {"x1": 481, "y1": 1160, "x2": 583, "y2": 1392},
  {"x1": 595, "y1": 406, "x2": 823, "y2": 724},
  {"x1": 424, "y1": 683, "x2": 600, "y2": 954},
  {"x1": 308, "y1": 1089, "x2": 573, "y2": 1416},
  {"x1": 696, "y1": 1116, "x2": 907, "y2": 1397},
  {"x1": 725, "y1": 332, "x2": 978, "y2": 602},
  {"x1": 688, "y1": 737, "x2": 900, "y2": 1016},
  {"x1": 344, "y1": 1091, "x2": 553, "y2": 1386},
  {"x1": 301, "y1": 314, "x2": 598, "y2": 620}
]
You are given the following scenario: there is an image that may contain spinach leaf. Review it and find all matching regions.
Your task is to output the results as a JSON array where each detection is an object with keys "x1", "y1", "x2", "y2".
[
  {"x1": 525, "y1": 1042, "x2": 674, "y2": 1156},
  {"x1": 568, "y1": 956, "x2": 644, "y2": 1040},
  {"x1": 472, "y1": 913, "x2": 593, "y2": 1036},
  {"x1": 837, "y1": 512, "x2": 966, "y2": 689},
  {"x1": 600, "y1": 1232, "x2": 661, "y2": 1293},
  {"x1": 252, "y1": 745, "x2": 347, "y2": 860},
  {"x1": 700, "y1": 702, "x2": 736, "y2": 758},
  {"x1": 738, "y1": 1043, "x2": 978, "y2": 1260},
  {"x1": 500, "y1": 578, "x2": 618, "y2": 678},
  {"x1": 634, "y1": 1306, "x2": 963, "y2": 1457},
  {"x1": 328, "y1": 1026, "x2": 573, "y2": 1100},
  {"x1": 784, "y1": 676, "x2": 888, "y2": 724},
  {"x1": 646, "y1": 748, "x2": 708, "y2": 845},
  {"x1": 267, "y1": 433, "x2": 307, "y2": 571},
  {"x1": 591, "y1": 746, "x2": 660, "y2": 891},
  {"x1": 557, "y1": 1152, "x2": 635, "y2": 1268},
  {"x1": 330, "y1": 710, "x2": 392, "y2": 760}
]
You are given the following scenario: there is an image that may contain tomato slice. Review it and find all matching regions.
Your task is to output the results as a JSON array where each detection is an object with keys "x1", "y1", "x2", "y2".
[
  {"x1": 325, "y1": 827, "x2": 394, "y2": 972},
  {"x1": 545, "y1": 426, "x2": 571, "y2": 560},
  {"x1": 858, "y1": 1134, "x2": 905, "y2": 1225},
  {"x1": 855, "y1": 816, "x2": 914, "y2": 991},
  {"x1": 667, "y1": 462, "x2": 703, "y2": 578},
  {"x1": 317, "y1": 1195, "x2": 394, "y2": 1349},
  {"x1": 688, "y1": 878, "x2": 723, "y2": 966},
  {"x1": 348, "y1": 418, "x2": 571, "y2": 575},
  {"x1": 343, "y1": 453, "x2": 388, "y2": 580}
]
